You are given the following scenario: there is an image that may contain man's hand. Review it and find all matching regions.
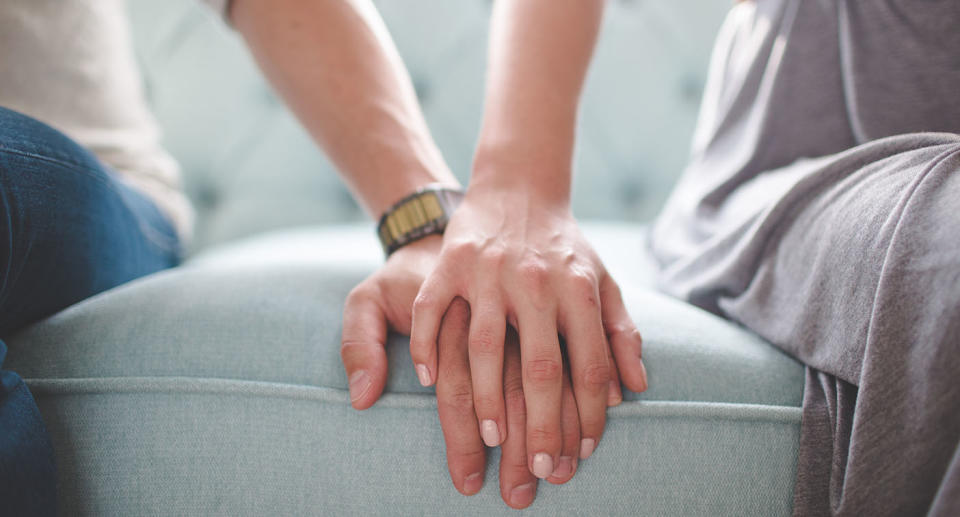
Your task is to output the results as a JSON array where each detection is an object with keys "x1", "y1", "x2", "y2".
[
  {"x1": 437, "y1": 297, "x2": 582, "y2": 509},
  {"x1": 340, "y1": 236, "x2": 594, "y2": 506},
  {"x1": 340, "y1": 235, "x2": 444, "y2": 409}
]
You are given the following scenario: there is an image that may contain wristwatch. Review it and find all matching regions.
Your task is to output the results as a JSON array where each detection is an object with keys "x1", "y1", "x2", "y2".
[{"x1": 377, "y1": 184, "x2": 464, "y2": 256}]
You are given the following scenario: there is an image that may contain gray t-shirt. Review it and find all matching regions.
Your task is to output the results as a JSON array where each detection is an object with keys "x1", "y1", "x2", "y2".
[
  {"x1": 651, "y1": 0, "x2": 960, "y2": 308},
  {"x1": 650, "y1": 1, "x2": 960, "y2": 515}
]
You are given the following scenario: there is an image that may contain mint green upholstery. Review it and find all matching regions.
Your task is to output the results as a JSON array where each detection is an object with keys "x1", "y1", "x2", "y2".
[
  {"x1": 10, "y1": 226, "x2": 803, "y2": 515},
  {"x1": 6, "y1": 1, "x2": 808, "y2": 514}
]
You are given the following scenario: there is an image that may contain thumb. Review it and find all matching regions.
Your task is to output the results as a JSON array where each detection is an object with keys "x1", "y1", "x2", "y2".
[{"x1": 341, "y1": 285, "x2": 390, "y2": 410}]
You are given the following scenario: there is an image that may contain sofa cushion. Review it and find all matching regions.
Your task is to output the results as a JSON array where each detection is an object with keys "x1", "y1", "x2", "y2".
[{"x1": 6, "y1": 223, "x2": 803, "y2": 515}]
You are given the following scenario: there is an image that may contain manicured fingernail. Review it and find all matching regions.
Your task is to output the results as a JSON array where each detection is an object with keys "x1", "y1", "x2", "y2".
[
  {"x1": 552, "y1": 456, "x2": 573, "y2": 478},
  {"x1": 509, "y1": 482, "x2": 535, "y2": 507},
  {"x1": 532, "y1": 453, "x2": 553, "y2": 479},
  {"x1": 415, "y1": 364, "x2": 431, "y2": 386},
  {"x1": 464, "y1": 472, "x2": 483, "y2": 494},
  {"x1": 480, "y1": 419, "x2": 500, "y2": 447},
  {"x1": 580, "y1": 438, "x2": 596, "y2": 460},
  {"x1": 348, "y1": 370, "x2": 370, "y2": 404},
  {"x1": 638, "y1": 360, "x2": 649, "y2": 392},
  {"x1": 608, "y1": 379, "x2": 622, "y2": 406}
]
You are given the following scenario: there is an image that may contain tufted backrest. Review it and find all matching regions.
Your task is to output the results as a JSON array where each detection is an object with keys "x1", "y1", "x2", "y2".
[{"x1": 126, "y1": 0, "x2": 729, "y2": 251}]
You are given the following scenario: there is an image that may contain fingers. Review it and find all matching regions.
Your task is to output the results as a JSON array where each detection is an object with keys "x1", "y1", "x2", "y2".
[
  {"x1": 515, "y1": 305, "x2": 564, "y2": 480},
  {"x1": 606, "y1": 342, "x2": 624, "y2": 407},
  {"x1": 410, "y1": 265, "x2": 458, "y2": 387},
  {"x1": 499, "y1": 328, "x2": 538, "y2": 509},
  {"x1": 599, "y1": 274, "x2": 648, "y2": 393},
  {"x1": 468, "y1": 296, "x2": 507, "y2": 447},
  {"x1": 558, "y1": 273, "x2": 610, "y2": 461},
  {"x1": 546, "y1": 361, "x2": 580, "y2": 485},
  {"x1": 436, "y1": 297, "x2": 487, "y2": 496},
  {"x1": 341, "y1": 284, "x2": 390, "y2": 410}
]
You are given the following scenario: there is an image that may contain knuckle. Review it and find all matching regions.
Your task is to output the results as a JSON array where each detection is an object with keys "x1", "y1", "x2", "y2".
[
  {"x1": 605, "y1": 321, "x2": 633, "y2": 337},
  {"x1": 504, "y1": 383, "x2": 526, "y2": 413},
  {"x1": 345, "y1": 284, "x2": 373, "y2": 306},
  {"x1": 480, "y1": 246, "x2": 507, "y2": 269},
  {"x1": 469, "y1": 327, "x2": 501, "y2": 356},
  {"x1": 339, "y1": 339, "x2": 365, "y2": 355},
  {"x1": 568, "y1": 271, "x2": 599, "y2": 306},
  {"x1": 579, "y1": 362, "x2": 611, "y2": 390},
  {"x1": 473, "y1": 391, "x2": 500, "y2": 415},
  {"x1": 445, "y1": 240, "x2": 480, "y2": 261},
  {"x1": 518, "y1": 258, "x2": 550, "y2": 290},
  {"x1": 524, "y1": 358, "x2": 563, "y2": 384},
  {"x1": 527, "y1": 426, "x2": 559, "y2": 445},
  {"x1": 452, "y1": 448, "x2": 486, "y2": 467},
  {"x1": 504, "y1": 453, "x2": 529, "y2": 471},
  {"x1": 412, "y1": 292, "x2": 437, "y2": 313},
  {"x1": 438, "y1": 384, "x2": 476, "y2": 419}
]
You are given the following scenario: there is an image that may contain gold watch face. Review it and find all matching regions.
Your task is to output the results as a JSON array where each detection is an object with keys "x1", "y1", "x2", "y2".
[
  {"x1": 377, "y1": 187, "x2": 462, "y2": 254},
  {"x1": 381, "y1": 191, "x2": 444, "y2": 243}
]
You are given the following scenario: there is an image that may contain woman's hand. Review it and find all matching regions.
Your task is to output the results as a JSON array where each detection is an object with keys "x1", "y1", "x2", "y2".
[
  {"x1": 409, "y1": 182, "x2": 648, "y2": 478},
  {"x1": 436, "y1": 297, "x2": 582, "y2": 509}
]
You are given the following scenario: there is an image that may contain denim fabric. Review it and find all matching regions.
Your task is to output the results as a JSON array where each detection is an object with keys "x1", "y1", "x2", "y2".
[{"x1": 0, "y1": 106, "x2": 181, "y2": 515}]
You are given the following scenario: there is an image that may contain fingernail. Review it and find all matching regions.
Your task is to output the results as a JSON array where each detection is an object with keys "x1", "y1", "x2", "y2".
[
  {"x1": 509, "y1": 482, "x2": 535, "y2": 507},
  {"x1": 552, "y1": 456, "x2": 573, "y2": 479},
  {"x1": 638, "y1": 360, "x2": 649, "y2": 392},
  {"x1": 580, "y1": 438, "x2": 596, "y2": 460},
  {"x1": 348, "y1": 370, "x2": 370, "y2": 404},
  {"x1": 608, "y1": 379, "x2": 622, "y2": 406},
  {"x1": 415, "y1": 364, "x2": 431, "y2": 386},
  {"x1": 480, "y1": 419, "x2": 500, "y2": 447},
  {"x1": 464, "y1": 472, "x2": 483, "y2": 494},
  {"x1": 532, "y1": 453, "x2": 553, "y2": 479}
]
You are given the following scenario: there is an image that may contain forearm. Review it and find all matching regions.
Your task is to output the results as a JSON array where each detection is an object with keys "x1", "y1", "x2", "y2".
[
  {"x1": 231, "y1": 0, "x2": 458, "y2": 218},
  {"x1": 472, "y1": 0, "x2": 605, "y2": 204}
]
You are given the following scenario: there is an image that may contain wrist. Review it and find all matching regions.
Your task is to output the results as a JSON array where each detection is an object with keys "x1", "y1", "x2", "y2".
[{"x1": 469, "y1": 156, "x2": 571, "y2": 208}]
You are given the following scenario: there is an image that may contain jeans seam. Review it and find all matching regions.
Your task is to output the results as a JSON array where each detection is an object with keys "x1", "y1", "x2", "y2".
[{"x1": 0, "y1": 145, "x2": 117, "y2": 191}]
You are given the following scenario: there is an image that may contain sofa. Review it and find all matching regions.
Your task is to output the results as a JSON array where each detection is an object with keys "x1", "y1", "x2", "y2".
[{"x1": 6, "y1": 0, "x2": 806, "y2": 514}]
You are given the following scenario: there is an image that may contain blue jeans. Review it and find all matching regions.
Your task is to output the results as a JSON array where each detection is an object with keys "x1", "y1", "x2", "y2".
[{"x1": 0, "y1": 106, "x2": 181, "y2": 514}]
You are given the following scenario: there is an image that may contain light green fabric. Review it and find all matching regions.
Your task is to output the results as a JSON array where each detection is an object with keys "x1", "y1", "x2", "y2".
[{"x1": 8, "y1": 225, "x2": 803, "y2": 515}]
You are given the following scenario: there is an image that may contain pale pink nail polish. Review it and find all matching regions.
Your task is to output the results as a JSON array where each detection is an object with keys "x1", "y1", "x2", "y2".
[
  {"x1": 532, "y1": 453, "x2": 553, "y2": 479},
  {"x1": 580, "y1": 438, "x2": 596, "y2": 460},
  {"x1": 480, "y1": 419, "x2": 500, "y2": 447},
  {"x1": 415, "y1": 364, "x2": 431, "y2": 386},
  {"x1": 348, "y1": 370, "x2": 370, "y2": 403}
]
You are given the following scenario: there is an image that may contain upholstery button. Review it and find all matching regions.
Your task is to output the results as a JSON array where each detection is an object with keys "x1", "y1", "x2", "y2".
[
  {"x1": 193, "y1": 183, "x2": 220, "y2": 210},
  {"x1": 679, "y1": 75, "x2": 703, "y2": 104},
  {"x1": 412, "y1": 78, "x2": 430, "y2": 104}
]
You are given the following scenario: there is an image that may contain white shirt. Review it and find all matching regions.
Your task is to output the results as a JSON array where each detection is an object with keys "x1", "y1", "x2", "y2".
[{"x1": 0, "y1": 0, "x2": 210, "y2": 241}]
